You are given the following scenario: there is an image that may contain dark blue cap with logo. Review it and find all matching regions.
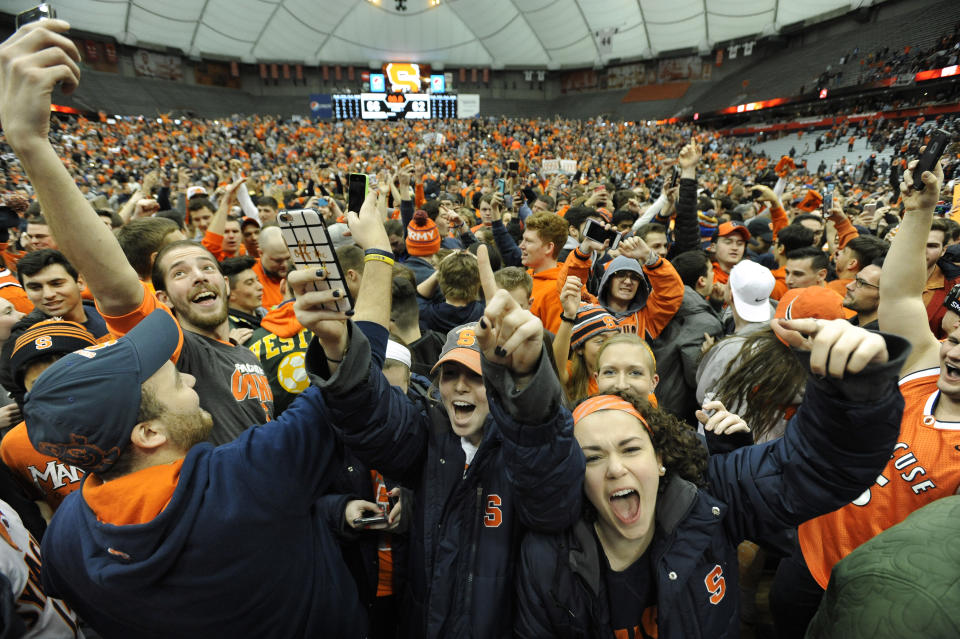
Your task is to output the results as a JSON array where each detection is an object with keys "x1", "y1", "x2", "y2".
[{"x1": 24, "y1": 310, "x2": 181, "y2": 474}]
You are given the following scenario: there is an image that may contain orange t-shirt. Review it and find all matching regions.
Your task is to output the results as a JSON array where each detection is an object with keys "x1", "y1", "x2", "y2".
[
  {"x1": 0, "y1": 422, "x2": 84, "y2": 510},
  {"x1": 798, "y1": 369, "x2": 960, "y2": 588}
]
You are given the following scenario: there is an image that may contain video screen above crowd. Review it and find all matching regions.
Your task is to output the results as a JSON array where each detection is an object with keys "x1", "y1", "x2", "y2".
[{"x1": 1, "y1": 5, "x2": 960, "y2": 639}]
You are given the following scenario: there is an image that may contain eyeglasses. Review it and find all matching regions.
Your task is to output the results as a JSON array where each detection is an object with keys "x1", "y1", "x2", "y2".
[
  {"x1": 613, "y1": 271, "x2": 643, "y2": 282},
  {"x1": 853, "y1": 277, "x2": 879, "y2": 290}
]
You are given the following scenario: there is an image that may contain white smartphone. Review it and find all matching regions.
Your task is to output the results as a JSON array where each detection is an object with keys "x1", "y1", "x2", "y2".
[{"x1": 277, "y1": 209, "x2": 353, "y2": 313}]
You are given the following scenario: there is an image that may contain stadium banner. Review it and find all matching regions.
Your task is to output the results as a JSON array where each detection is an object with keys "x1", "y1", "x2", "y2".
[
  {"x1": 607, "y1": 63, "x2": 647, "y2": 89},
  {"x1": 658, "y1": 55, "x2": 702, "y2": 83},
  {"x1": 73, "y1": 38, "x2": 118, "y2": 74},
  {"x1": 134, "y1": 49, "x2": 183, "y2": 81},
  {"x1": 309, "y1": 94, "x2": 333, "y2": 119},
  {"x1": 457, "y1": 94, "x2": 480, "y2": 118},
  {"x1": 542, "y1": 159, "x2": 578, "y2": 175}
]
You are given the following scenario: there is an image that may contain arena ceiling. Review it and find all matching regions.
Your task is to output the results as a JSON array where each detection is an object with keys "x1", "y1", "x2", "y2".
[{"x1": 4, "y1": 0, "x2": 885, "y2": 68}]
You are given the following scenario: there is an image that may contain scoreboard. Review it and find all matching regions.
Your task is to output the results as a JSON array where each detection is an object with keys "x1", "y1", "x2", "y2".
[
  {"x1": 331, "y1": 93, "x2": 458, "y2": 121},
  {"x1": 361, "y1": 93, "x2": 430, "y2": 119}
]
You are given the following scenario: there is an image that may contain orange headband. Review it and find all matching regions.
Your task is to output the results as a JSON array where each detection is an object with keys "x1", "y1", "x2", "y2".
[{"x1": 572, "y1": 395, "x2": 652, "y2": 435}]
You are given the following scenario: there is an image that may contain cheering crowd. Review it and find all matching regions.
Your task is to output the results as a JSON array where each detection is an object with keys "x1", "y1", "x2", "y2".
[{"x1": 0, "y1": 17, "x2": 958, "y2": 639}]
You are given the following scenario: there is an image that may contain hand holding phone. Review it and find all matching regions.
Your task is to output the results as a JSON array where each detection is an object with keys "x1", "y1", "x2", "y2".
[
  {"x1": 348, "y1": 173, "x2": 369, "y2": 214},
  {"x1": 278, "y1": 209, "x2": 353, "y2": 313},
  {"x1": 16, "y1": 3, "x2": 56, "y2": 29},
  {"x1": 346, "y1": 500, "x2": 389, "y2": 529},
  {"x1": 583, "y1": 218, "x2": 621, "y2": 250},
  {"x1": 909, "y1": 129, "x2": 950, "y2": 192}
]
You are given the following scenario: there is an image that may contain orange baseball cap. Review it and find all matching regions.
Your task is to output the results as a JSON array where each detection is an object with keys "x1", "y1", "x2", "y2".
[
  {"x1": 431, "y1": 324, "x2": 482, "y2": 376},
  {"x1": 716, "y1": 221, "x2": 751, "y2": 241},
  {"x1": 775, "y1": 286, "x2": 846, "y2": 321}
]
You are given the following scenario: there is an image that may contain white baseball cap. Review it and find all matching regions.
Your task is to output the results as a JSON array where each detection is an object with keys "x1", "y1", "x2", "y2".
[{"x1": 729, "y1": 260, "x2": 775, "y2": 322}]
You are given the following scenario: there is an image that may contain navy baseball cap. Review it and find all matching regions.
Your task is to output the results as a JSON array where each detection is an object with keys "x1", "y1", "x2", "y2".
[{"x1": 24, "y1": 310, "x2": 182, "y2": 474}]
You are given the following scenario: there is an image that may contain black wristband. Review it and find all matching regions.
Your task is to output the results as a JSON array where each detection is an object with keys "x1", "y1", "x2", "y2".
[
  {"x1": 364, "y1": 248, "x2": 394, "y2": 259},
  {"x1": 561, "y1": 314, "x2": 576, "y2": 324}
]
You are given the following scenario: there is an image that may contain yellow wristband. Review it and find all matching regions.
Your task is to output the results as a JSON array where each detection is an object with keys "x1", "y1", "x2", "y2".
[{"x1": 363, "y1": 253, "x2": 395, "y2": 266}]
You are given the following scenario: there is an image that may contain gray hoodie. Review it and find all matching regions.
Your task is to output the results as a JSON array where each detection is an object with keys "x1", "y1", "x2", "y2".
[{"x1": 597, "y1": 256, "x2": 651, "y2": 318}]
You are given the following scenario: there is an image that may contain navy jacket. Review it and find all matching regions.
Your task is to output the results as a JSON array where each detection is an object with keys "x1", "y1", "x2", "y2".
[
  {"x1": 515, "y1": 333, "x2": 910, "y2": 639},
  {"x1": 40, "y1": 386, "x2": 366, "y2": 639},
  {"x1": 312, "y1": 322, "x2": 584, "y2": 639}
]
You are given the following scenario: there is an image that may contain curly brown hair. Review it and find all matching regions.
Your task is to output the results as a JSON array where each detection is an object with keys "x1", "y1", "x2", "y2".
[{"x1": 574, "y1": 390, "x2": 708, "y2": 493}]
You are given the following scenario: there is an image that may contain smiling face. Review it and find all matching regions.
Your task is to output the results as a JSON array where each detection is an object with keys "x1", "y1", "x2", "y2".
[
  {"x1": 22, "y1": 264, "x2": 84, "y2": 323},
  {"x1": 437, "y1": 362, "x2": 489, "y2": 446},
  {"x1": 156, "y1": 245, "x2": 229, "y2": 334},
  {"x1": 576, "y1": 410, "x2": 663, "y2": 548},
  {"x1": 596, "y1": 343, "x2": 659, "y2": 397},
  {"x1": 519, "y1": 229, "x2": 553, "y2": 270}
]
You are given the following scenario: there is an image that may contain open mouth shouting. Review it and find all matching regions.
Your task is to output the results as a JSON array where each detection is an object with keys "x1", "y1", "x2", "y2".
[
  {"x1": 451, "y1": 400, "x2": 477, "y2": 425},
  {"x1": 191, "y1": 287, "x2": 220, "y2": 308},
  {"x1": 608, "y1": 487, "x2": 642, "y2": 525},
  {"x1": 943, "y1": 361, "x2": 960, "y2": 384}
]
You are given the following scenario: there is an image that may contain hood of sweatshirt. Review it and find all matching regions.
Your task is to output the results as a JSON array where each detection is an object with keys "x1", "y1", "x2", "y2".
[
  {"x1": 259, "y1": 299, "x2": 302, "y2": 338},
  {"x1": 597, "y1": 256, "x2": 651, "y2": 317}
]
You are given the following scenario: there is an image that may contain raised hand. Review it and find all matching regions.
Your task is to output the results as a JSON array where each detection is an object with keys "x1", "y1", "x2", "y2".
[
  {"x1": 0, "y1": 20, "x2": 82, "y2": 149},
  {"x1": 617, "y1": 235, "x2": 651, "y2": 263},
  {"x1": 901, "y1": 156, "x2": 943, "y2": 212},
  {"x1": 772, "y1": 318, "x2": 888, "y2": 378},
  {"x1": 677, "y1": 141, "x2": 701, "y2": 172},
  {"x1": 560, "y1": 276, "x2": 582, "y2": 318},
  {"x1": 345, "y1": 189, "x2": 389, "y2": 251},
  {"x1": 475, "y1": 290, "x2": 543, "y2": 376}
]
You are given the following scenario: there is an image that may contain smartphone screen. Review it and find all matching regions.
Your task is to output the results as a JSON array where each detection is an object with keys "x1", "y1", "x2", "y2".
[
  {"x1": 584, "y1": 219, "x2": 621, "y2": 248},
  {"x1": 496, "y1": 179, "x2": 505, "y2": 194},
  {"x1": 823, "y1": 185, "x2": 834, "y2": 211},
  {"x1": 348, "y1": 173, "x2": 368, "y2": 214}
]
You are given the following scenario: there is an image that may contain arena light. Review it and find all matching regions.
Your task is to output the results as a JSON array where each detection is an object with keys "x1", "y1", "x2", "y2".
[{"x1": 819, "y1": 88, "x2": 828, "y2": 99}]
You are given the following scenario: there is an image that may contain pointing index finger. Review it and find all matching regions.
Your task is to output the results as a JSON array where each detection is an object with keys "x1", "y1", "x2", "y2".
[{"x1": 478, "y1": 244, "x2": 498, "y2": 301}]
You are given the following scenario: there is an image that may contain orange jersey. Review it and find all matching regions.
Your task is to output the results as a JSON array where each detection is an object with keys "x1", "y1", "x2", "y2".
[
  {"x1": 0, "y1": 422, "x2": 85, "y2": 511},
  {"x1": 798, "y1": 369, "x2": 960, "y2": 588}
]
